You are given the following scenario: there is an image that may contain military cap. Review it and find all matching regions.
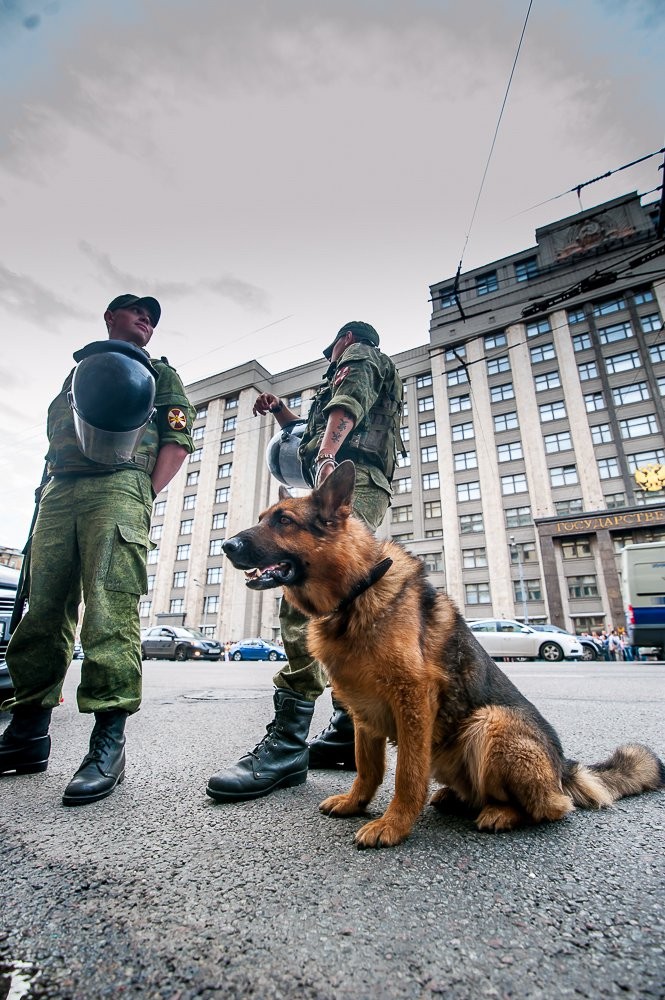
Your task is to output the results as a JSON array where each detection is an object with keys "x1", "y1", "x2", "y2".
[
  {"x1": 323, "y1": 321, "x2": 380, "y2": 360},
  {"x1": 106, "y1": 293, "x2": 161, "y2": 327}
]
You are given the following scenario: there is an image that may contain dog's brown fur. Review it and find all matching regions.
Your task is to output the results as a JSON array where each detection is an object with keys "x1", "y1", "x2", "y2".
[{"x1": 223, "y1": 462, "x2": 664, "y2": 848}]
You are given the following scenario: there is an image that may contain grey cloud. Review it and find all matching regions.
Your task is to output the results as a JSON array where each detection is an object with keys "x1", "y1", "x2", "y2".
[
  {"x1": 0, "y1": 262, "x2": 93, "y2": 327},
  {"x1": 79, "y1": 240, "x2": 269, "y2": 312}
]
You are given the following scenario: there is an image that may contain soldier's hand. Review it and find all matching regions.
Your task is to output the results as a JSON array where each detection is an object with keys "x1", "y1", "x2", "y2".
[{"x1": 253, "y1": 393, "x2": 281, "y2": 417}]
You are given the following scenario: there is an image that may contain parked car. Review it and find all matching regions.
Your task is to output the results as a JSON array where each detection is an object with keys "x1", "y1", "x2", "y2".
[
  {"x1": 0, "y1": 565, "x2": 20, "y2": 698},
  {"x1": 72, "y1": 642, "x2": 84, "y2": 660},
  {"x1": 467, "y1": 618, "x2": 583, "y2": 662},
  {"x1": 531, "y1": 624, "x2": 602, "y2": 661},
  {"x1": 140, "y1": 626, "x2": 222, "y2": 661},
  {"x1": 229, "y1": 638, "x2": 287, "y2": 662}
]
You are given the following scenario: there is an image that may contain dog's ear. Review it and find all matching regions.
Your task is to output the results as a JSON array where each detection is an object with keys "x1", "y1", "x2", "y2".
[
  {"x1": 278, "y1": 485, "x2": 292, "y2": 501},
  {"x1": 316, "y1": 460, "x2": 356, "y2": 519}
]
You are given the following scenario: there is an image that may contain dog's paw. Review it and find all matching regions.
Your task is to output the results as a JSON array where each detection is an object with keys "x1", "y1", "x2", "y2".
[
  {"x1": 475, "y1": 804, "x2": 525, "y2": 832},
  {"x1": 354, "y1": 816, "x2": 411, "y2": 849},
  {"x1": 319, "y1": 793, "x2": 365, "y2": 817}
]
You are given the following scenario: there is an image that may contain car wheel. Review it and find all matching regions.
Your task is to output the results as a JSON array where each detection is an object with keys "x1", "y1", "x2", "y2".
[
  {"x1": 233, "y1": 651, "x2": 242, "y2": 661},
  {"x1": 540, "y1": 641, "x2": 563, "y2": 662},
  {"x1": 581, "y1": 645, "x2": 597, "y2": 661},
  {"x1": 175, "y1": 646, "x2": 188, "y2": 662},
  {"x1": 141, "y1": 646, "x2": 148, "y2": 660},
  {"x1": 268, "y1": 651, "x2": 278, "y2": 661}
]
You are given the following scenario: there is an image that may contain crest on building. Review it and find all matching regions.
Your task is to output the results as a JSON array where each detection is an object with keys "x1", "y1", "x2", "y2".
[{"x1": 634, "y1": 464, "x2": 665, "y2": 492}]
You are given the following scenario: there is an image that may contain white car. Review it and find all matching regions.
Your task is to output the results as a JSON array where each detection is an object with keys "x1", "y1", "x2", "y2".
[{"x1": 467, "y1": 618, "x2": 583, "y2": 662}]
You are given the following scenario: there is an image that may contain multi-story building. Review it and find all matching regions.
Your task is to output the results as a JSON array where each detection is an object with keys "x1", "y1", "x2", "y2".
[{"x1": 146, "y1": 191, "x2": 665, "y2": 641}]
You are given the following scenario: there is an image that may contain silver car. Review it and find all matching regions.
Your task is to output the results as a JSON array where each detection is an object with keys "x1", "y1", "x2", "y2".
[{"x1": 467, "y1": 618, "x2": 583, "y2": 662}]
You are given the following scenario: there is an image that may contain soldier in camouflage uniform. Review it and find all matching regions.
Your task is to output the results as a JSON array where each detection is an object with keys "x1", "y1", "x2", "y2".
[
  {"x1": 207, "y1": 321, "x2": 403, "y2": 803},
  {"x1": 0, "y1": 294, "x2": 195, "y2": 806}
]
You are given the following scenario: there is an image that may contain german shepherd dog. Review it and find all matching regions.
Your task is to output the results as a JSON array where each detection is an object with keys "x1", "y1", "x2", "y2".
[{"x1": 222, "y1": 462, "x2": 664, "y2": 848}]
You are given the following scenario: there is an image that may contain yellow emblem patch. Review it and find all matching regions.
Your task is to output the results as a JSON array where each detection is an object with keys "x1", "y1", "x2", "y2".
[{"x1": 167, "y1": 407, "x2": 187, "y2": 430}]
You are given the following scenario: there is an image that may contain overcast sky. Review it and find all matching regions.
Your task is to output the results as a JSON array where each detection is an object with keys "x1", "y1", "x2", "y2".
[{"x1": 1, "y1": 0, "x2": 664, "y2": 549}]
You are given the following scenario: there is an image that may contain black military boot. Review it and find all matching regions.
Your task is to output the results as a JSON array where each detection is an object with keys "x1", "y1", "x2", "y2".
[
  {"x1": 62, "y1": 709, "x2": 127, "y2": 806},
  {"x1": 206, "y1": 688, "x2": 315, "y2": 802},
  {"x1": 308, "y1": 696, "x2": 356, "y2": 771},
  {"x1": 0, "y1": 706, "x2": 52, "y2": 775}
]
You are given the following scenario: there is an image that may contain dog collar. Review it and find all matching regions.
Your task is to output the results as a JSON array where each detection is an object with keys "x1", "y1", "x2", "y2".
[{"x1": 332, "y1": 557, "x2": 393, "y2": 614}]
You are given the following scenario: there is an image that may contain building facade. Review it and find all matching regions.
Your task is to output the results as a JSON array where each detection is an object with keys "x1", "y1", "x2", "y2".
[{"x1": 144, "y1": 191, "x2": 665, "y2": 641}]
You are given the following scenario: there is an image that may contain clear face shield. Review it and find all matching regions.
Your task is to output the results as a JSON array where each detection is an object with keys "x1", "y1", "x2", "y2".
[{"x1": 69, "y1": 395, "x2": 156, "y2": 465}]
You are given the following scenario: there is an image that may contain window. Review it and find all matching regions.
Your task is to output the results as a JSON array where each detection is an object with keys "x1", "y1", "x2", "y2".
[
  {"x1": 605, "y1": 350, "x2": 640, "y2": 375},
  {"x1": 223, "y1": 416, "x2": 237, "y2": 432},
  {"x1": 550, "y1": 465, "x2": 578, "y2": 487},
  {"x1": 554, "y1": 498, "x2": 583, "y2": 515},
  {"x1": 423, "y1": 552, "x2": 443, "y2": 573},
  {"x1": 209, "y1": 539, "x2": 224, "y2": 556},
  {"x1": 534, "y1": 371, "x2": 561, "y2": 391},
  {"x1": 421, "y1": 445, "x2": 438, "y2": 463},
  {"x1": 207, "y1": 567, "x2": 223, "y2": 585},
  {"x1": 457, "y1": 481, "x2": 481, "y2": 502},
  {"x1": 568, "y1": 576, "x2": 599, "y2": 599},
  {"x1": 179, "y1": 519, "x2": 193, "y2": 535},
  {"x1": 510, "y1": 541, "x2": 537, "y2": 563},
  {"x1": 422, "y1": 472, "x2": 440, "y2": 490},
  {"x1": 447, "y1": 367, "x2": 468, "y2": 386},
  {"x1": 620, "y1": 414, "x2": 657, "y2": 439},
  {"x1": 186, "y1": 471, "x2": 199, "y2": 486},
  {"x1": 505, "y1": 505, "x2": 531, "y2": 527},
  {"x1": 487, "y1": 355, "x2": 510, "y2": 376},
  {"x1": 485, "y1": 332, "x2": 507, "y2": 350},
  {"x1": 220, "y1": 439, "x2": 234, "y2": 454},
  {"x1": 287, "y1": 393, "x2": 302, "y2": 409},
  {"x1": 641, "y1": 314, "x2": 662, "y2": 334},
  {"x1": 416, "y1": 374, "x2": 433, "y2": 389},
  {"x1": 402, "y1": 402, "x2": 409, "y2": 417},
  {"x1": 605, "y1": 493, "x2": 627, "y2": 509},
  {"x1": 494, "y1": 411, "x2": 518, "y2": 432},
  {"x1": 539, "y1": 400, "x2": 566, "y2": 421},
  {"x1": 530, "y1": 343, "x2": 556, "y2": 364},
  {"x1": 424, "y1": 500, "x2": 442, "y2": 518},
  {"x1": 189, "y1": 448, "x2": 202, "y2": 464},
  {"x1": 215, "y1": 486, "x2": 230, "y2": 503},
  {"x1": 153, "y1": 500, "x2": 167, "y2": 516},
  {"x1": 598, "y1": 321, "x2": 632, "y2": 345},
  {"x1": 562, "y1": 539, "x2": 591, "y2": 558},
  {"x1": 397, "y1": 451, "x2": 411, "y2": 468},
  {"x1": 567, "y1": 308, "x2": 586, "y2": 326},
  {"x1": 420, "y1": 420, "x2": 436, "y2": 437},
  {"x1": 139, "y1": 601, "x2": 151, "y2": 618},
  {"x1": 593, "y1": 296, "x2": 626, "y2": 317},
  {"x1": 183, "y1": 494, "x2": 196, "y2": 510},
  {"x1": 169, "y1": 599, "x2": 184, "y2": 614},
  {"x1": 591, "y1": 424, "x2": 612, "y2": 445},
  {"x1": 465, "y1": 582, "x2": 491, "y2": 604},
  {"x1": 578, "y1": 362, "x2": 598, "y2": 381},
  {"x1": 497, "y1": 441, "x2": 523, "y2": 462},
  {"x1": 147, "y1": 548, "x2": 159, "y2": 565},
  {"x1": 218, "y1": 463, "x2": 232, "y2": 478},
  {"x1": 501, "y1": 473, "x2": 528, "y2": 495},
  {"x1": 513, "y1": 579, "x2": 542, "y2": 601},
  {"x1": 633, "y1": 287, "x2": 654, "y2": 305},
  {"x1": 393, "y1": 532, "x2": 414, "y2": 542},
  {"x1": 515, "y1": 257, "x2": 538, "y2": 282},
  {"x1": 584, "y1": 392, "x2": 605, "y2": 412},
  {"x1": 475, "y1": 271, "x2": 498, "y2": 296},
  {"x1": 225, "y1": 396, "x2": 238, "y2": 410},
  {"x1": 463, "y1": 547, "x2": 487, "y2": 568},
  {"x1": 445, "y1": 345, "x2": 466, "y2": 362},
  {"x1": 450, "y1": 394, "x2": 472, "y2": 413},
  {"x1": 195, "y1": 406, "x2": 208, "y2": 419},
  {"x1": 424, "y1": 529, "x2": 443, "y2": 538},
  {"x1": 418, "y1": 396, "x2": 434, "y2": 412},
  {"x1": 613, "y1": 382, "x2": 650, "y2": 405},
  {"x1": 392, "y1": 506, "x2": 413, "y2": 523},
  {"x1": 192, "y1": 426, "x2": 205, "y2": 441},
  {"x1": 629, "y1": 448, "x2": 665, "y2": 467},
  {"x1": 598, "y1": 457, "x2": 620, "y2": 479},
  {"x1": 572, "y1": 332, "x2": 592, "y2": 351},
  {"x1": 212, "y1": 512, "x2": 228, "y2": 529},
  {"x1": 150, "y1": 524, "x2": 162, "y2": 541},
  {"x1": 147, "y1": 574, "x2": 155, "y2": 592},
  {"x1": 490, "y1": 383, "x2": 514, "y2": 403},
  {"x1": 173, "y1": 571, "x2": 187, "y2": 588},
  {"x1": 659, "y1": 376, "x2": 665, "y2": 397},
  {"x1": 204, "y1": 595, "x2": 220, "y2": 613},
  {"x1": 395, "y1": 477, "x2": 412, "y2": 493},
  {"x1": 176, "y1": 544, "x2": 191, "y2": 560},
  {"x1": 544, "y1": 431, "x2": 572, "y2": 453},
  {"x1": 452, "y1": 421, "x2": 474, "y2": 441},
  {"x1": 650, "y1": 344, "x2": 665, "y2": 364},
  {"x1": 526, "y1": 318, "x2": 551, "y2": 337},
  {"x1": 454, "y1": 450, "x2": 477, "y2": 471},
  {"x1": 438, "y1": 290, "x2": 456, "y2": 309},
  {"x1": 460, "y1": 512, "x2": 484, "y2": 533}
]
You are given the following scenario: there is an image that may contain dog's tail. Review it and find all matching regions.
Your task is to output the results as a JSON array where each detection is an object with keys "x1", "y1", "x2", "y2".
[{"x1": 564, "y1": 744, "x2": 665, "y2": 809}]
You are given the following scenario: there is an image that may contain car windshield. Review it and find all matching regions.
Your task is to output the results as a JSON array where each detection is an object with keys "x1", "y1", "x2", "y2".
[{"x1": 173, "y1": 627, "x2": 207, "y2": 639}]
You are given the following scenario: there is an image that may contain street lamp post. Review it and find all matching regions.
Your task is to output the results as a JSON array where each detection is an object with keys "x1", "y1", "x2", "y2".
[
  {"x1": 510, "y1": 536, "x2": 529, "y2": 624},
  {"x1": 193, "y1": 578, "x2": 208, "y2": 635}
]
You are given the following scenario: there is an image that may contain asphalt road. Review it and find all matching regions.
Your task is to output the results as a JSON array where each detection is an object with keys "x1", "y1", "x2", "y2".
[{"x1": 1, "y1": 659, "x2": 664, "y2": 1000}]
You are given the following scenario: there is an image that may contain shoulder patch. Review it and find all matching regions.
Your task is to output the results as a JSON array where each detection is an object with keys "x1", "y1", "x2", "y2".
[
  {"x1": 167, "y1": 407, "x2": 188, "y2": 430},
  {"x1": 333, "y1": 365, "x2": 350, "y2": 387}
]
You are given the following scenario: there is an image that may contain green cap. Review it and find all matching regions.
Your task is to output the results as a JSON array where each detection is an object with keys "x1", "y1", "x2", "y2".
[
  {"x1": 323, "y1": 321, "x2": 380, "y2": 360},
  {"x1": 106, "y1": 293, "x2": 161, "y2": 327}
]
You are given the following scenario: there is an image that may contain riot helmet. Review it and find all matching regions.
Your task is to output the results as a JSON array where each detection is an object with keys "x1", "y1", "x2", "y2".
[
  {"x1": 69, "y1": 340, "x2": 157, "y2": 465},
  {"x1": 265, "y1": 420, "x2": 309, "y2": 489}
]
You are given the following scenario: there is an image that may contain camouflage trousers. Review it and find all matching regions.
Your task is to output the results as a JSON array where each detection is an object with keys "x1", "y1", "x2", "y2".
[
  {"x1": 3, "y1": 470, "x2": 154, "y2": 715},
  {"x1": 274, "y1": 465, "x2": 391, "y2": 702}
]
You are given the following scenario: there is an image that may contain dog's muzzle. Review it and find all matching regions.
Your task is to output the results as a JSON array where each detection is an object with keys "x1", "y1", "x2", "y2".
[{"x1": 222, "y1": 536, "x2": 300, "y2": 590}]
